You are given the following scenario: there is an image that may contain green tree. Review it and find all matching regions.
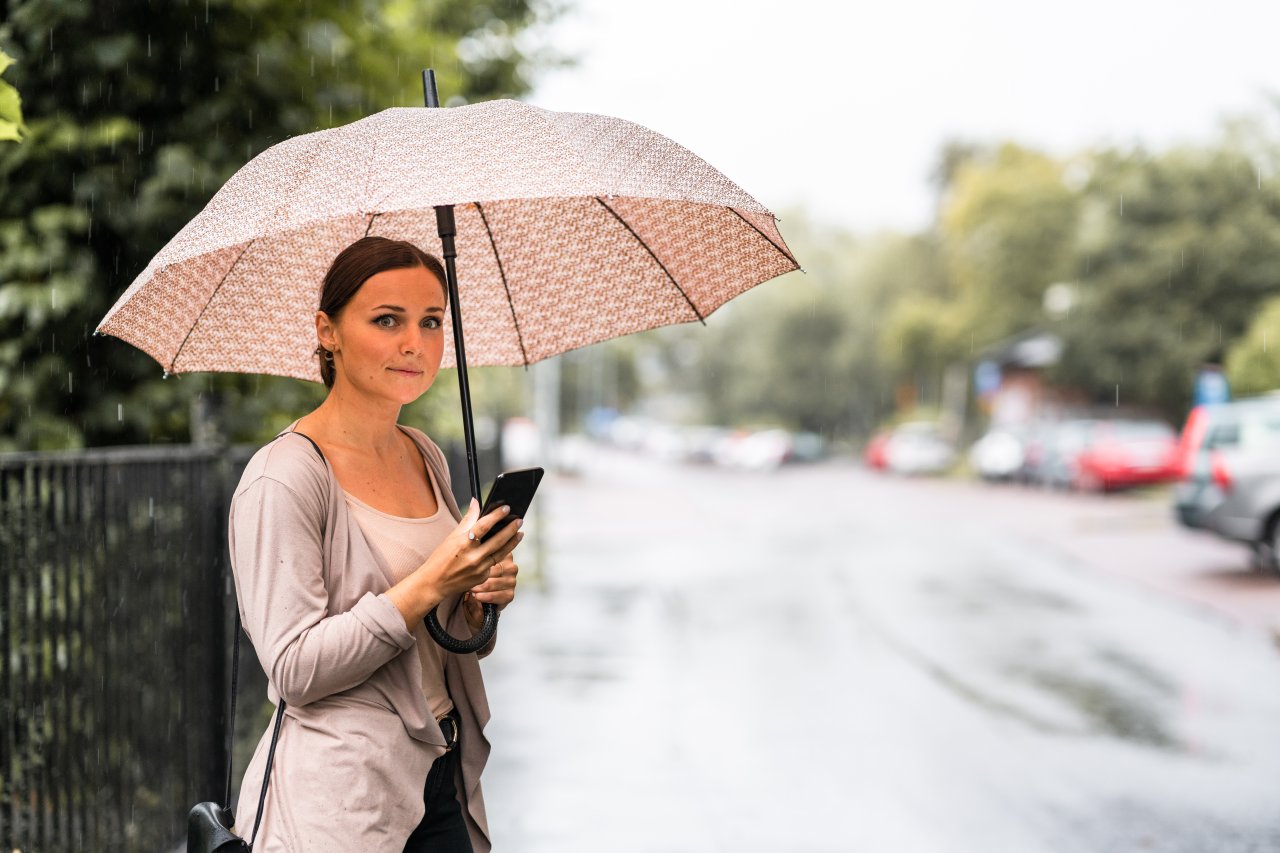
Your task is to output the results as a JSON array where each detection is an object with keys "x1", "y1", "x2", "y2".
[
  {"x1": 860, "y1": 232, "x2": 950, "y2": 417},
  {"x1": 1225, "y1": 294, "x2": 1280, "y2": 396},
  {"x1": 869, "y1": 142, "x2": 1080, "y2": 426},
  {"x1": 0, "y1": 0, "x2": 565, "y2": 450},
  {"x1": 939, "y1": 142, "x2": 1080, "y2": 350},
  {"x1": 1052, "y1": 128, "x2": 1280, "y2": 421},
  {"x1": 0, "y1": 47, "x2": 22, "y2": 142}
]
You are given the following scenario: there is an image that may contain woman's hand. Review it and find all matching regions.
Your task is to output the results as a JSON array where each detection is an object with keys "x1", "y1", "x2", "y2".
[
  {"x1": 386, "y1": 499, "x2": 523, "y2": 628},
  {"x1": 462, "y1": 551, "x2": 520, "y2": 632}
]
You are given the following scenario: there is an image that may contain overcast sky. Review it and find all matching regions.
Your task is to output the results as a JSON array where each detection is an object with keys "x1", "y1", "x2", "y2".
[{"x1": 529, "y1": 0, "x2": 1280, "y2": 233}]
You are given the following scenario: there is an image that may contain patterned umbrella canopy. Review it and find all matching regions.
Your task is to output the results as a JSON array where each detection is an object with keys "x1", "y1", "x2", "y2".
[{"x1": 97, "y1": 99, "x2": 799, "y2": 379}]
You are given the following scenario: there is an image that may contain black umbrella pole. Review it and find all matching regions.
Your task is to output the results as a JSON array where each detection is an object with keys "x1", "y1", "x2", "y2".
[
  {"x1": 435, "y1": 204, "x2": 482, "y2": 502},
  {"x1": 423, "y1": 68, "x2": 440, "y2": 108},
  {"x1": 423, "y1": 68, "x2": 498, "y2": 655}
]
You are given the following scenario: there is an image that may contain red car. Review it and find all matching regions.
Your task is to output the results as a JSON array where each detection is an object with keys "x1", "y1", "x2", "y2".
[
  {"x1": 1074, "y1": 420, "x2": 1178, "y2": 492},
  {"x1": 863, "y1": 430, "x2": 891, "y2": 471}
]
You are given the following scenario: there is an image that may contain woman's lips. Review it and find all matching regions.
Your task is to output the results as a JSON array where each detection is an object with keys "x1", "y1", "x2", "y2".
[{"x1": 389, "y1": 368, "x2": 422, "y2": 375}]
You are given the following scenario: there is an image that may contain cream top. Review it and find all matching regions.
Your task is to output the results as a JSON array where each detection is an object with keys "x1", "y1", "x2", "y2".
[{"x1": 342, "y1": 467, "x2": 456, "y2": 720}]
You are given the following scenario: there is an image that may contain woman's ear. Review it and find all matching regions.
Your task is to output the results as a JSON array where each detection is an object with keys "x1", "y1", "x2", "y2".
[{"x1": 315, "y1": 310, "x2": 338, "y2": 350}]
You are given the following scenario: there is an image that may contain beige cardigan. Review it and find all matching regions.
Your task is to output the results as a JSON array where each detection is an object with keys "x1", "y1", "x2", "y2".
[{"x1": 229, "y1": 421, "x2": 493, "y2": 852}]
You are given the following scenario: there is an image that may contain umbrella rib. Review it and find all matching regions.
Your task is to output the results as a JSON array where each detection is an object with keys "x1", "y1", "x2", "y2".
[
  {"x1": 170, "y1": 239, "x2": 254, "y2": 373},
  {"x1": 364, "y1": 212, "x2": 380, "y2": 237},
  {"x1": 729, "y1": 208, "x2": 798, "y2": 266},
  {"x1": 593, "y1": 197, "x2": 705, "y2": 325},
  {"x1": 474, "y1": 202, "x2": 530, "y2": 367}
]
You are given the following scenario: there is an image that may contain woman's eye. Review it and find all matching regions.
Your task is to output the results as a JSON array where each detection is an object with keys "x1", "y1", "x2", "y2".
[
  {"x1": 375, "y1": 315, "x2": 397, "y2": 328},
  {"x1": 424, "y1": 317, "x2": 442, "y2": 330}
]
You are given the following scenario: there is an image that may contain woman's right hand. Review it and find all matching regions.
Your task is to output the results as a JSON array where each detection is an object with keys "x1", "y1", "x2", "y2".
[{"x1": 387, "y1": 500, "x2": 524, "y2": 627}]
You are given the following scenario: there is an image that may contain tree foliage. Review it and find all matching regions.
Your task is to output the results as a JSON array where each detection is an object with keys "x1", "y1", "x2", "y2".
[
  {"x1": 1225, "y1": 294, "x2": 1280, "y2": 397},
  {"x1": 0, "y1": 47, "x2": 23, "y2": 142},
  {"x1": 1052, "y1": 128, "x2": 1280, "y2": 421},
  {"x1": 939, "y1": 143, "x2": 1080, "y2": 350},
  {"x1": 0, "y1": 0, "x2": 564, "y2": 450}
]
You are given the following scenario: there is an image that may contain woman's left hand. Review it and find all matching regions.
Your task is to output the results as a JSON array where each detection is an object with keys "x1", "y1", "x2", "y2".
[{"x1": 463, "y1": 554, "x2": 519, "y2": 633}]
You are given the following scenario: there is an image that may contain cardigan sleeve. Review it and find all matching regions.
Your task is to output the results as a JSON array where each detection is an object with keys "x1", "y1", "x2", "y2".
[{"x1": 229, "y1": 474, "x2": 416, "y2": 707}]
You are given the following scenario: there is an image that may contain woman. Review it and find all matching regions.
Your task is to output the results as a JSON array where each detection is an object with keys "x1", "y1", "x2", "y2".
[{"x1": 228, "y1": 236, "x2": 521, "y2": 852}]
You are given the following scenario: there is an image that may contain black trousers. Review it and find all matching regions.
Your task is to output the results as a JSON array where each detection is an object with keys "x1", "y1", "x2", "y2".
[{"x1": 401, "y1": 743, "x2": 473, "y2": 853}]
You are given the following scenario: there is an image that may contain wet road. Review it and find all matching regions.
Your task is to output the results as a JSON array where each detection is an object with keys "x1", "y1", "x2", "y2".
[{"x1": 480, "y1": 447, "x2": 1280, "y2": 852}]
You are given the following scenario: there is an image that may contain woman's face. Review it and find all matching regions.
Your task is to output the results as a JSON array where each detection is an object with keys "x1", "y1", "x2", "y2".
[{"x1": 319, "y1": 265, "x2": 448, "y2": 405}]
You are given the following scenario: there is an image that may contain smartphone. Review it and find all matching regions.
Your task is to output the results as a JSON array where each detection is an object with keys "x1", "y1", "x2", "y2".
[{"x1": 478, "y1": 467, "x2": 544, "y2": 542}]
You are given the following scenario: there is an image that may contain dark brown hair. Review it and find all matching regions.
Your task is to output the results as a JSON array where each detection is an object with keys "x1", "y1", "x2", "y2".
[{"x1": 315, "y1": 236, "x2": 448, "y2": 389}]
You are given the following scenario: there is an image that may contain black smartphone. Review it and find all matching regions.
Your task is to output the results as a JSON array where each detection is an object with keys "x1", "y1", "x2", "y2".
[{"x1": 478, "y1": 467, "x2": 544, "y2": 542}]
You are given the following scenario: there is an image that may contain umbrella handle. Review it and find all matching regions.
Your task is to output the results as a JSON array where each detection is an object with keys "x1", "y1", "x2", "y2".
[{"x1": 424, "y1": 602, "x2": 499, "y2": 654}]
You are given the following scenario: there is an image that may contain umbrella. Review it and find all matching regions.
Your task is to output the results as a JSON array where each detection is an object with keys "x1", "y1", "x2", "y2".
[{"x1": 96, "y1": 71, "x2": 800, "y2": 650}]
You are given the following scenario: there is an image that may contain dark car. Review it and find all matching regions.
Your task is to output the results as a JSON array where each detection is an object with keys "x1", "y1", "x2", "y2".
[{"x1": 1173, "y1": 395, "x2": 1280, "y2": 571}]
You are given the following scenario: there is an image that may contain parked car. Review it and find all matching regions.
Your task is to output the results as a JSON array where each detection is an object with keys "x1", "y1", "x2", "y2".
[
  {"x1": 863, "y1": 430, "x2": 892, "y2": 471},
  {"x1": 1173, "y1": 396, "x2": 1280, "y2": 572},
  {"x1": 790, "y1": 431, "x2": 827, "y2": 463},
  {"x1": 1073, "y1": 419, "x2": 1178, "y2": 492},
  {"x1": 884, "y1": 421, "x2": 954, "y2": 475},
  {"x1": 969, "y1": 428, "x2": 1026, "y2": 481},
  {"x1": 1014, "y1": 420, "x2": 1057, "y2": 485},
  {"x1": 731, "y1": 428, "x2": 794, "y2": 471},
  {"x1": 1036, "y1": 419, "x2": 1099, "y2": 489},
  {"x1": 682, "y1": 426, "x2": 732, "y2": 464}
]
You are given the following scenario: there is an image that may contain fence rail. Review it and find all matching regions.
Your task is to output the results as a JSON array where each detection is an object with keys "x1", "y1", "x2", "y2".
[{"x1": 1, "y1": 436, "x2": 496, "y2": 852}]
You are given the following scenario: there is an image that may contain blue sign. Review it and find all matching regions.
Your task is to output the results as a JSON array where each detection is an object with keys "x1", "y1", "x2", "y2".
[
  {"x1": 1194, "y1": 369, "x2": 1230, "y2": 407},
  {"x1": 974, "y1": 361, "x2": 1002, "y2": 397}
]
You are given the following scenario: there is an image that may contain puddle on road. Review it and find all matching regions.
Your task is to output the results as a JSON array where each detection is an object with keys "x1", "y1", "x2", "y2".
[
  {"x1": 928, "y1": 571, "x2": 1082, "y2": 616},
  {"x1": 1007, "y1": 646, "x2": 1179, "y2": 749},
  {"x1": 1013, "y1": 666, "x2": 1176, "y2": 749},
  {"x1": 847, "y1": 568, "x2": 1183, "y2": 749},
  {"x1": 526, "y1": 586, "x2": 643, "y2": 688},
  {"x1": 592, "y1": 585, "x2": 639, "y2": 616},
  {"x1": 534, "y1": 640, "x2": 623, "y2": 687},
  {"x1": 1094, "y1": 648, "x2": 1178, "y2": 697}
]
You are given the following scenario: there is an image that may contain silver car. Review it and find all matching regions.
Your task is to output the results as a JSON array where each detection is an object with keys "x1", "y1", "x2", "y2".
[
  {"x1": 1173, "y1": 396, "x2": 1280, "y2": 571},
  {"x1": 885, "y1": 421, "x2": 955, "y2": 475}
]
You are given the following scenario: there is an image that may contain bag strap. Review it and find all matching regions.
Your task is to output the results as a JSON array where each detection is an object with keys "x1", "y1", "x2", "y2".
[
  {"x1": 221, "y1": 429, "x2": 327, "y2": 846},
  {"x1": 223, "y1": 610, "x2": 285, "y2": 848},
  {"x1": 250, "y1": 691, "x2": 285, "y2": 847},
  {"x1": 222, "y1": 610, "x2": 241, "y2": 808}
]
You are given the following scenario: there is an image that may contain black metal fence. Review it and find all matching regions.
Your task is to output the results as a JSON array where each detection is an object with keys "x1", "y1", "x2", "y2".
[
  {"x1": 1, "y1": 436, "x2": 496, "y2": 852},
  {"x1": 0, "y1": 445, "x2": 252, "y2": 852}
]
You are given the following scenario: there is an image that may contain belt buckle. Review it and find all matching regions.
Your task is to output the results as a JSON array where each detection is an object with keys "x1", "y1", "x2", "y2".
[{"x1": 439, "y1": 713, "x2": 460, "y2": 751}]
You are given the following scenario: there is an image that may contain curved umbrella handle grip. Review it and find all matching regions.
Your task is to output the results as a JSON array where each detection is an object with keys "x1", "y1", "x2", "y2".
[{"x1": 425, "y1": 602, "x2": 499, "y2": 654}]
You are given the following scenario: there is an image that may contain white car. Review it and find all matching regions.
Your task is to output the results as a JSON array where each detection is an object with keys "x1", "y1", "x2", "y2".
[
  {"x1": 969, "y1": 429, "x2": 1026, "y2": 481},
  {"x1": 885, "y1": 422, "x2": 955, "y2": 475},
  {"x1": 713, "y1": 428, "x2": 794, "y2": 471}
]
